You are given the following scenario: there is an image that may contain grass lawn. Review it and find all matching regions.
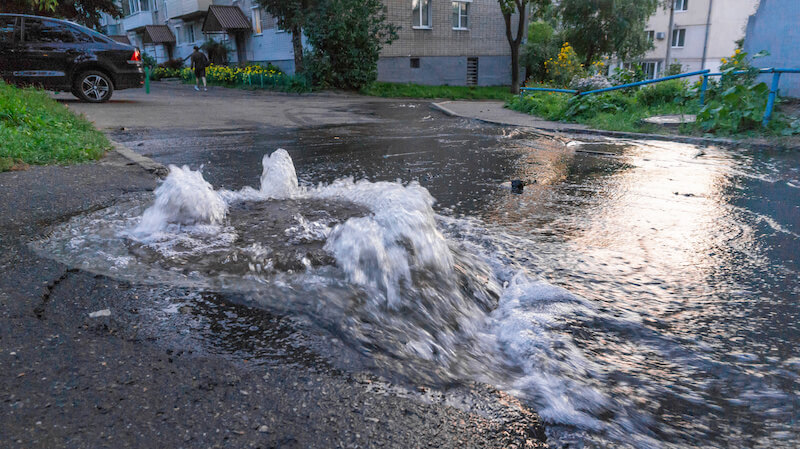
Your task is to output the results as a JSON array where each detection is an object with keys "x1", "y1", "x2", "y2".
[
  {"x1": 0, "y1": 82, "x2": 110, "y2": 172},
  {"x1": 361, "y1": 82, "x2": 515, "y2": 101}
]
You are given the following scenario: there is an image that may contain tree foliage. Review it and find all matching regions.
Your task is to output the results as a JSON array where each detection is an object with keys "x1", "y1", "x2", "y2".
[
  {"x1": 254, "y1": 0, "x2": 315, "y2": 74},
  {"x1": 498, "y1": 0, "x2": 550, "y2": 94},
  {"x1": 3, "y1": 0, "x2": 121, "y2": 28},
  {"x1": 303, "y1": 0, "x2": 397, "y2": 90},
  {"x1": 521, "y1": 20, "x2": 560, "y2": 82},
  {"x1": 556, "y1": 0, "x2": 658, "y2": 66}
]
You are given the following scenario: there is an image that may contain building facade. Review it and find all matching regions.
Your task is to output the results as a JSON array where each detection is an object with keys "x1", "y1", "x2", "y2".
[
  {"x1": 612, "y1": 0, "x2": 760, "y2": 79},
  {"x1": 100, "y1": 0, "x2": 517, "y2": 85},
  {"x1": 743, "y1": 0, "x2": 800, "y2": 98},
  {"x1": 100, "y1": 0, "x2": 296, "y2": 72},
  {"x1": 378, "y1": 0, "x2": 517, "y2": 86}
]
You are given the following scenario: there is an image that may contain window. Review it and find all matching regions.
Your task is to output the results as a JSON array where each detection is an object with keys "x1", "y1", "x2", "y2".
[
  {"x1": 645, "y1": 30, "x2": 654, "y2": 43},
  {"x1": 251, "y1": 7, "x2": 263, "y2": 35},
  {"x1": 452, "y1": 1, "x2": 469, "y2": 30},
  {"x1": 123, "y1": 0, "x2": 150, "y2": 16},
  {"x1": 412, "y1": 0, "x2": 431, "y2": 28},
  {"x1": 23, "y1": 19, "x2": 76, "y2": 44},
  {"x1": 641, "y1": 61, "x2": 661, "y2": 80},
  {"x1": 671, "y1": 28, "x2": 685, "y2": 47},
  {"x1": 175, "y1": 25, "x2": 183, "y2": 44},
  {"x1": 674, "y1": 0, "x2": 688, "y2": 11},
  {"x1": 185, "y1": 23, "x2": 195, "y2": 44},
  {"x1": 410, "y1": 57, "x2": 420, "y2": 68},
  {"x1": 0, "y1": 16, "x2": 17, "y2": 45}
]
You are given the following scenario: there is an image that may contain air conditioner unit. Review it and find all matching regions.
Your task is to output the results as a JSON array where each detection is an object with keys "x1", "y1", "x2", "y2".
[{"x1": 656, "y1": 32, "x2": 666, "y2": 40}]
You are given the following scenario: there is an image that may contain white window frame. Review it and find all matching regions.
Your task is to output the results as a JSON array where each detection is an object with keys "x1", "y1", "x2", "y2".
[
  {"x1": 452, "y1": 1, "x2": 470, "y2": 30},
  {"x1": 645, "y1": 30, "x2": 654, "y2": 43},
  {"x1": 251, "y1": 6, "x2": 262, "y2": 35},
  {"x1": 641, "y1": 61, "x2": 661, "y2": 80},
  {"x1": 674, "y1": 0, "x2": 688, "y2": 12},
  {"x1": 185, "y1": 23, "x2": 195, "y2": 44},
  {"x1": 671, "y1": 28, "x2": 686, "y2": 48},
  {"x1": 412, "y1": 0, "x2": 432, "y2": 29},
  {"x1": 175, "y1": 25, "x2": 183, "y2": 45}
]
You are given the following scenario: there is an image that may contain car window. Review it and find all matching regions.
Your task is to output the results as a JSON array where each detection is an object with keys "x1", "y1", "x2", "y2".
[
  {"x1": 0, "y1": 16, "x2": 17, "y2": 45},
  {"x1": 71, "y1": 27, "x2": 94, "y2": 43},
  {"x1": 23, "y1": 18, "x2": 76, "y2": 44}
]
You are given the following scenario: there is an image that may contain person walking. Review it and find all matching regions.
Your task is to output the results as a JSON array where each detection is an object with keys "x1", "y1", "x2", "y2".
[{"x1": 190, "y1": 45, "x2": 209, "y2": 92}]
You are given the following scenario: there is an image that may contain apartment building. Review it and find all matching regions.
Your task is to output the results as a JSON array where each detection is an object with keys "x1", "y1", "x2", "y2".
[
  {"x1": 100, "y1": 0, "x2": 517, "y2": 85},
  {"x1": 612, "y1": 0, "x2": 760, "y2": 79},
  {"x1": 378, "y1": 0, "x2": 516, "y2": 86},
  {"x1": 100, "y1": 0, "x2": 296, "y2": 72}
]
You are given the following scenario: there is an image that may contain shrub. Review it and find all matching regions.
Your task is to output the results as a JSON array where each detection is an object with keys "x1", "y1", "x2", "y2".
[
  {"x1": 304, "y1": 0, "x2": 398, "y2": 89},
  {"x1": 522, "y1": 20, "x2": 561, "y2": 82},
  {"x1": 569, "y1": 74, "x2": 612, "y2": 92},
  {"x1": 610, "y1": 65, "x2": 646, "y2": 85},
  {"x1": 562, "y1": 92, "x2": 635, "y2": 120},
  {"x1": 180, "y1": 64, "x2": 311, "y2": 93},
  {"x1": 150, "y1": 66, "x2": 181, "y2": 80},
  {"x1": 141, "y1": 52, "x2": 157, "y2": 69},
  {"x1": 160, "y1": 58, "x2": 185, "y2": 70},
  {"x1": 544, "y1": 42, "x2": 585, "y2": 87},
  {"x1": 635, "y1": 79, "x2": 690, "y2": 107},
  {"x1": 696, "y1": 82, "x2": 769, "y2": 134},
  {"x1": 201, "y1": 39, "x2": 232, "y2": 65}
]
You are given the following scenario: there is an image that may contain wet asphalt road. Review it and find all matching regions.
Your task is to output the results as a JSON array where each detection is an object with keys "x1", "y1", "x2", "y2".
[{"x1": 0, "y1": 87, "x2": 548, "y2": 448}]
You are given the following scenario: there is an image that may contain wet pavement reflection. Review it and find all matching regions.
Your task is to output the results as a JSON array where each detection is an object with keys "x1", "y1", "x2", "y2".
[{"x1": 110, "y1": 101, "x2": 800, "y2": 448}]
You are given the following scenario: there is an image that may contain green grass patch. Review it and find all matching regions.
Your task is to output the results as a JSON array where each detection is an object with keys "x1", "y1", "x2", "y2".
[
  {"x1": 1, "y1": 82, "x2": 110, "y2": 171},
  {"x1": 508, "y1": 79, "x2": 800, "y2": 137},
  {"x1": 361, "y1": 82, "x2": 514, "y2": 100},
  {"x1": 507, "y1": 80, "x2": 701, "y2": 134}
]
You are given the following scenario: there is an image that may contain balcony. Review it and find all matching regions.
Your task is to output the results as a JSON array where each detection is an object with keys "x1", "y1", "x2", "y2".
[
  {"x1": 121, "y1": 11, "x2": 155, "y2": 32},
  {"x1": 164, "y1": 0, "x2": 213, "y2": 21}
]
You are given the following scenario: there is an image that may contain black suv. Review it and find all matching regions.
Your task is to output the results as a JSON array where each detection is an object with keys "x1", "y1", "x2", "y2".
[{"x1": 0, "y1": 14, "x2": 144, "y2": 102}]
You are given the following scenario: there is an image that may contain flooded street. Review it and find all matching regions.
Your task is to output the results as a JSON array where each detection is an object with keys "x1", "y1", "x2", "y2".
[{"x1": 38, "y1": 100, "x2": 800, "y2": 448}]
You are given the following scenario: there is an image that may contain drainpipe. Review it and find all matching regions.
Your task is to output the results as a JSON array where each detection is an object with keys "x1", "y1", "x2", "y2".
[
  {"x1": 701, "y1": 0, "x2": 714, "y2": 69},
  {"x1": 664, "y1": 1, "x2": 675, "y2": 75}
]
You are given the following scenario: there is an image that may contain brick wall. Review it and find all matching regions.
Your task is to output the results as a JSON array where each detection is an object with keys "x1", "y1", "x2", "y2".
[{"x1": 381, "y1": 0, "x2": 516, "y2": 57}]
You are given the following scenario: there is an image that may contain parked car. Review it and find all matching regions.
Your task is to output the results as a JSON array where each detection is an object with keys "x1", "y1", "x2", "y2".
[{"x1": 0, "y1": 13, "x2": 144, "y2": 102}]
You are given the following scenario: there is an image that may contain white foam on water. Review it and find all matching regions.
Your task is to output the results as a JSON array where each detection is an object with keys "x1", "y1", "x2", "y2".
[
  {"x1": 315, "y1": 178, "x2": 455, "y2": 308},
  {"x1": 133, "y1": 165, "x2": 227, "y2": 236}
]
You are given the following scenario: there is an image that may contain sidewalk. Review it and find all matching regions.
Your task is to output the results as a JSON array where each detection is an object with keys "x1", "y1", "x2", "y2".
[
  {"x1": 431, "y1": 100, "x2": 800, "y2": 150},
  {"x1": 432, "y1": 100, "x2": 589, "y2": 131}
]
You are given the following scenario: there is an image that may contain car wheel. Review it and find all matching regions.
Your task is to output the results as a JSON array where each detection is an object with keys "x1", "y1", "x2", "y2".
[{"x1": 74, "y1": 71, "x2": 114, "y2": 103}]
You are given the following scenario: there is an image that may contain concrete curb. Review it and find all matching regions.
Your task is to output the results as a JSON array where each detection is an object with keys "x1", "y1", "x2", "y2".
[
  {"x1": 111, "y1": 140, "x2": 169, "y2": 178},
  {"x1": 430, "y1": 102, "x2": 799, "y2": 151}
]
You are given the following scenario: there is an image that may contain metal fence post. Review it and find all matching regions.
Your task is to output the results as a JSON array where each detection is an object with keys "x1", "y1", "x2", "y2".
[
  {"x1": 762, "y1": 71, "x2": 782, "y2": 127},
  {"x1": 144, "y1": 66, "x2": 150, "y2": 94},
  {"x1": 699, "y1": 74, "x2": 708, "y2": 105},
  {"x1": 260, "y1": 73, "x2": 264, "y2": 88}
]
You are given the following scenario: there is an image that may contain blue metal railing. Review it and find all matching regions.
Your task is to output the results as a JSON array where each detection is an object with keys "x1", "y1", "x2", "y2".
[{"x1": 520, "y1": 68, "x2": 800, "y2": 126}]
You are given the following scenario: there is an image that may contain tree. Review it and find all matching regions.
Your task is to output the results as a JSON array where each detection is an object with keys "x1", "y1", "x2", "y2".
[
  {"x1": 498, "y1": 0, "x2": 550, "y2": 94},
  {"x1": 521, "y1": 20, "x2": 559, "y2": 82},
  {"x1": 303, "y1": 0, "x2": 397, "y2": 90},
  {"x1": 3, "y1": 0, "x2": 121, "y2": 29},
  {"x1": 254, "y1": 0, "x2": 315, "y2": 75},
  {"x1": 557, "y1": 0, "x2": 659, "y2": 66}
]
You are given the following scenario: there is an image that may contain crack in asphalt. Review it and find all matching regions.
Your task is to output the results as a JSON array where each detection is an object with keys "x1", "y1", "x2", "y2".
[{"x1": 34, "y1": 267, "x2": 79, "y2": 320}]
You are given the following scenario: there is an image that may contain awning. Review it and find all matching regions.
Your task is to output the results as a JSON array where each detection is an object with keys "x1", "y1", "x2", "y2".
[
  {"x1": 202, "y1": 5, "x2": 252, "y2": 33},
  {"x1": 143, "y1": 25, "x2": 176, "y2": 44},
  {"x1": 109, "y1": 35, "x2": 131, "y2": 45}
]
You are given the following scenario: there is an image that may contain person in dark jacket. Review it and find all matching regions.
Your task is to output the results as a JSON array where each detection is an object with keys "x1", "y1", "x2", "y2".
[{"x1": 190, "y1": 46, "x2": 209, "y2": 91}]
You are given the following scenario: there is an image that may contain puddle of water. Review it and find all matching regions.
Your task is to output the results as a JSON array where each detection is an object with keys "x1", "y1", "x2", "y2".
[{"x1": 45, "y1": 115, "x2": 800, "y2": 448}]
